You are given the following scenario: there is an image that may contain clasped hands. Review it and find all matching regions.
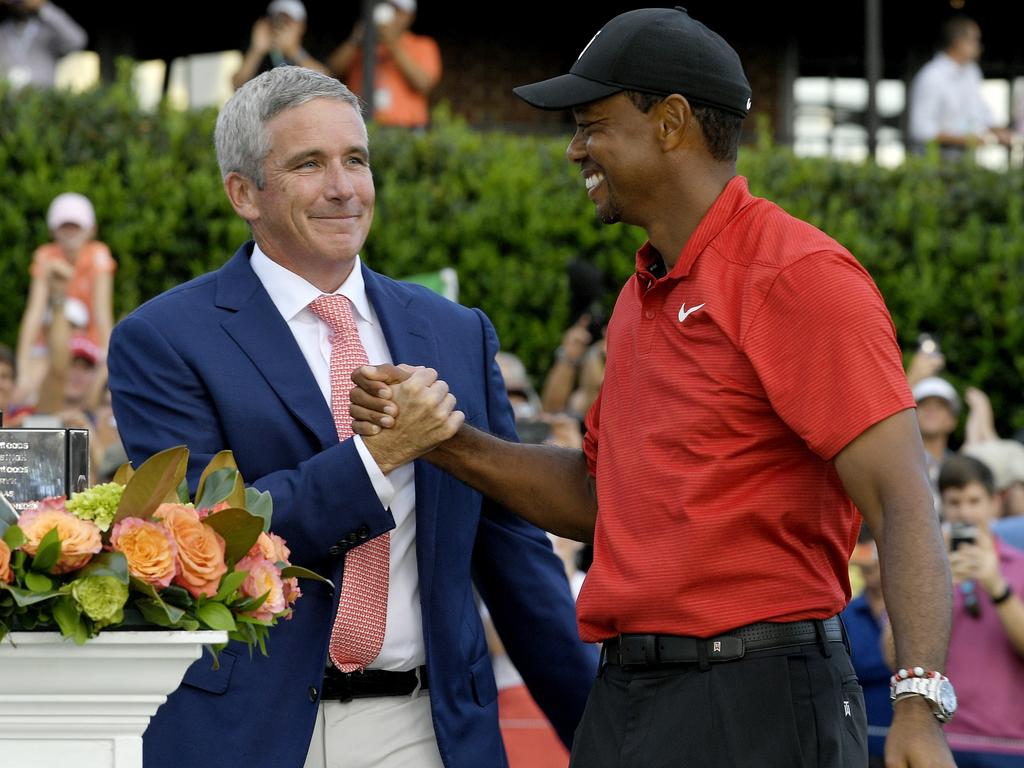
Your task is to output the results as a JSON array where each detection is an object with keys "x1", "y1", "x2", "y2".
[{"x1": 352, "y1": 364, "x2": 462, "y2": 474}]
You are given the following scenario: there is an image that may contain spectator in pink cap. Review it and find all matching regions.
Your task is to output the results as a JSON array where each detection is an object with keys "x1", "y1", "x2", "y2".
[{"x1": 15, "y1": 191, "x2": 115, "y2": 406}]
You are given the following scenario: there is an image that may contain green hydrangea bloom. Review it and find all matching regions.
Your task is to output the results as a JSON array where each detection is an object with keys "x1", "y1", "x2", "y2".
[
  {"x1": 71, "y1": 575, "x2": 128, "y2": 629},
  {"x1": 66, "y1": 483, "x2": 125, "y2": 532}
]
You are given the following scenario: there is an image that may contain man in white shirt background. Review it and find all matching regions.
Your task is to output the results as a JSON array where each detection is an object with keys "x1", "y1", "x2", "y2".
[{"x1": 908, "y1": 15, "x2": 1013, "y2": 160}]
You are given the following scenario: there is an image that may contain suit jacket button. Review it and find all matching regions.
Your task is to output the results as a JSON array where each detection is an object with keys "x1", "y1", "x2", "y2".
[
  {"x1": 308, "y1": 686, "x2": 319, "y2": 702},
  {"x1": 347, "y1": 532, "x2": 358, "y2": 543},
  {"x1": 357, "y1": 526, "x2": 369, "y2": 539},
  {"x1": 327, "y1": 545, "x2": 341, "y2": 556}
]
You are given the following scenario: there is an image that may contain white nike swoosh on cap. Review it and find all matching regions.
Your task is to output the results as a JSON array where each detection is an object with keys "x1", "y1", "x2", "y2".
[{"x1": 678, "y1": 302, "x2": 706, "y2": 322}]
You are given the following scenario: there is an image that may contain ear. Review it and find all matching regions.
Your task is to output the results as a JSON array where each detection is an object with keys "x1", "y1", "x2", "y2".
[
  {"x1": 224, "y1": 172, "x2": 260, "y2": 223},
  {"x1": 657, "y1": 94, "x2": 696, "y2": 152}
]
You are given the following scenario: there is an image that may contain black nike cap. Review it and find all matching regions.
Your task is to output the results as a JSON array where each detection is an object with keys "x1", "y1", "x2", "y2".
[{"x1": 513, "y1": 6, "x2": 751, "y2": 118}]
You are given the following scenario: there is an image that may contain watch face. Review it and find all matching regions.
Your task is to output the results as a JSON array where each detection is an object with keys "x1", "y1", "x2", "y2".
[{"x1": 938, "y1": 680, "x2": 958, "y2": 717}]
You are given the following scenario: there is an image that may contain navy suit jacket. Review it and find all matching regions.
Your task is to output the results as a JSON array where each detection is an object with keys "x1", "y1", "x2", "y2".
[{"x1": 107, "y1": 243, "x2": 596, "y2": 768}]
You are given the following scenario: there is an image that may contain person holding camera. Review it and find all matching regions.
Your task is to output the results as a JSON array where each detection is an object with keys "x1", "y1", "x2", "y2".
[
  {"x1": 937, "y1": 455, "x2": 1024, "y2": 766},
  {"x1": 231, "y1": 0, "x2": 328, "y2": 89},
  {"x1": 328, "y1": 0, "x2": 440, "y2": 129},
  {"x1": 0, "y1": 0, "x2": 85, "y2": 89}
]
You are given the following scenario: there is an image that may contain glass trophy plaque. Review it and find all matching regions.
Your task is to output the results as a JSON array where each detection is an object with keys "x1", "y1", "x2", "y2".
[{"x1": 0, "y1": 428, "x2": 90, "y2": 513}]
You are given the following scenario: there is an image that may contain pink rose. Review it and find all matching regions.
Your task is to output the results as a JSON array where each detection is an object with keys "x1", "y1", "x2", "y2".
[
  {"x1": 248, "y1": 531, "x2": 291, "y2": 565},
  {"x1": 110, "y1": 518, "x2": 178, "y2": 588},
  {"x1": 0, "y1": 539, "x2": 13, "y2": 584},
  {"x1": 18, "y1": 500, "x2": 102, "y2": 574},
  {"x1": 196, "y1": 500, "x2": 231, "y2": 520},
  {"x1": 157, "y1": 504, "x2": 227, "y2": 598},
  {"x1": 281, "y1": 577, "x2": 301, "y2": 620},
  {"x1": 236, "y1": 554, "x2": 287, "y2": 621}
]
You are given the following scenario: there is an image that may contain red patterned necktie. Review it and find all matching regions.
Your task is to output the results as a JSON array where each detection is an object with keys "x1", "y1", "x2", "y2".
[{"x1": 308, "y1": 294, "x2": 389, "y2": 672}]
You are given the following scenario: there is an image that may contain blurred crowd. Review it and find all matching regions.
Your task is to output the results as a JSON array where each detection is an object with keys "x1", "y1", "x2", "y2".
[
  {"x1": 1, "y1": 0, "x2": 441, "y2": 129},
  {"x1": 844, "y1": 338, "x2": 1024, "y2": 768}
]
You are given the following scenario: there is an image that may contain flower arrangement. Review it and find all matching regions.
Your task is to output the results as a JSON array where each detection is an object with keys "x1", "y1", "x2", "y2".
[{"x1": 0, "y1": 446, "x2": 328, "y2": 657}]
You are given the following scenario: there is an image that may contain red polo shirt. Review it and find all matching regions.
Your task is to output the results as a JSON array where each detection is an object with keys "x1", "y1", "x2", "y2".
[{"x1": 578, "y1": 175, "x2": 914, "y2": 642}]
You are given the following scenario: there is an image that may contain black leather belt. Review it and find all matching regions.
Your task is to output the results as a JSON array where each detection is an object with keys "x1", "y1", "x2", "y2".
[
  {"x1": 321, "y1": 665, "x2": 429, "y2": 702},
  {"x1": 603, "y1": 617, "x2": 844, "y2": 667}
]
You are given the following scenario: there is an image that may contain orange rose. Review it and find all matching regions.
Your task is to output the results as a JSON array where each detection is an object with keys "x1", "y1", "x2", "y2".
[
  {"x1": 157, "y1": 503, "x2": 227, "y2": 598},
  {"x1": 248, "y1": 531, "x2": 291, "y2": 565},
  {"x1": 0, "y1": 539, "x2": 12, "y2": 584},
  {"x1": 236, "y1": 554, "x2": 286, "y2": 621},
  {"x1": 18, "y1": 501, "x2": 102, "y2": 574},
  {"x1": 110, "y1": 518, "x2": 178, "y2": 588}
]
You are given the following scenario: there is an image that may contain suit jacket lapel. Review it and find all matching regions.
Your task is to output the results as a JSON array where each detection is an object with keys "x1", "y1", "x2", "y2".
[
  {"x1": 363, "y1": 265, "x2": 442, "y2": 609},
  {"x1": 215, "y1": 243, "x2": 337, "y2": 450}
]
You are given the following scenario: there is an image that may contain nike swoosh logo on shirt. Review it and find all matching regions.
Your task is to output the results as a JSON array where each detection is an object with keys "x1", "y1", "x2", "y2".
[{"x1": 678, "y1": 302, "x2": 706, "y2": 322}]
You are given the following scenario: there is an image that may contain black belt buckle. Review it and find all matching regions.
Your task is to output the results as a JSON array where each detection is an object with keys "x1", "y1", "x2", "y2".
[
  {"x1": 707, "y1": 635, "x2": 745, "y2": 661},
  {"x1": 323, "y1": 667, "x2": 356, "y2": 703},
  {"x1": 616, "y1": 634, "x2": 660, "y2": 666}
]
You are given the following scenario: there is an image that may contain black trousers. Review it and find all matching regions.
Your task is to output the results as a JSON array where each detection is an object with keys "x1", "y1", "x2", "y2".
[{"x1": 569, "y1": 641, "x2": 868, "y2": 768}]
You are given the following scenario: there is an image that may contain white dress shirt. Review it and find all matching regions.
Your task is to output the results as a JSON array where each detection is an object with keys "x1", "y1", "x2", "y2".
[
  {"x1": 250, "y1": 244, "x2": 424, "y2": 671},
  {"x1": 909, "y1": 52, "x2": 993, "y2": 145}
]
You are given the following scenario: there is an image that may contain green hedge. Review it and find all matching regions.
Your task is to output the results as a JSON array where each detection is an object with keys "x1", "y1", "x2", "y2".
[{"x1": 2, "y1": 70, "x2": 1023, "y2": 431}]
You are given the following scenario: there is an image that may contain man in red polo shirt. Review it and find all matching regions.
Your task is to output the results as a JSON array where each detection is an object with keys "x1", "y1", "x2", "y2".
[{"x1": 349, "y1": 8, "x2": 956, "y2": 767}]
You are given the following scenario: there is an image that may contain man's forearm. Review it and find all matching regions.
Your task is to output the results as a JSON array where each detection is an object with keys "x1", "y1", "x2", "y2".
[
  {"x1": 879, "y1": 503, "x2": 952, "y2": 673},
  {"x1": 427, "y1": 425, "x2": 597, "y2": 542}
]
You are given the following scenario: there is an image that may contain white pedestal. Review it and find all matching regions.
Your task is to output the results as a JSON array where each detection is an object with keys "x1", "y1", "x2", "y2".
[{"x1": 0, "y1": 630, "x2": 227, "y2": 768}]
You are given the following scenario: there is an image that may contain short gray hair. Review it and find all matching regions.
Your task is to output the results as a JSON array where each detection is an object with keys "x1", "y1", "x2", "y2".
[{"x1": 215, "y1": 66, "x2": 362, "y2": 189}]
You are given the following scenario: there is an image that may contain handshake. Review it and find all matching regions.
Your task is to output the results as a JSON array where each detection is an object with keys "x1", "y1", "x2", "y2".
[{"x1": 349, "y1": 364, "x2": 464, "y2": 474}]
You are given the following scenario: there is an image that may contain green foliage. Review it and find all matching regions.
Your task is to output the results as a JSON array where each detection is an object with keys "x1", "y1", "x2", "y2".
[
  {"x1": 3, "y1": 69, "x2": 1023, "y2": 430},
  {"x1": 740, "y1": 147, "x2": 1024, "y2": 433}
]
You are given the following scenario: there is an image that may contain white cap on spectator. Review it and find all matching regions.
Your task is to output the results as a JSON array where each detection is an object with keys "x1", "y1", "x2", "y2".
[
  {"x1": 47, "y1": 192, "x2": 95, "y2": 232},
  {"x1": 388, "y1": 0, "x2": 417, "y2": 13},
  {"x1": 267, "y1": 0, "x2": 306, "y2": 21},
  {"x1": 963, "y1": 439, "x2": 1024, "y2": 491},
  {"x1": 912, "y1": 376, "x2": 961, "y2": 416}
]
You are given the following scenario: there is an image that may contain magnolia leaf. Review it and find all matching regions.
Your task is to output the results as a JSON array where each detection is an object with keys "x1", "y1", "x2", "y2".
[
  {"x1": 195, "y1": 451, "x2": 239, "y2": 506},
  {"x1": 77, "y1": 552, "x2": 129, "y2": 583},
  {"x1": 128, "y1": 576, "x2": 159, "y2": 599},
  {"x1": 114, "y1": 445, "x2": 189, "y2": 526},
  {"x1": 280, "y1": 565, "x2": 333, "y2": 587},
  {"x1": 196, "y1": 601, "x2": 236, "y2": 631},
  {"x1": 195, "y1": 468, "x2": 238, "y2": 510},
  {"x1": 24, "y1": 571, "x2": 54, "y2": 593},
  {"x1": 177, "y1": 477, "x2": 190, "y2": 504},
  {"x1": 135, "y1": 597, "x2": 185, "y2": 627},
  {"x1": 112, "y1": 462, "x2": 135, "y2": 487},
  {"x1": 213, "y1": 569, "x2": 248, "y2": 602},
  {"x1": 159, "y1": 585, "x2": 194, "y2": 609},
  {"x1": 30, "y1": 527, "x2": 62, "y2": 573},
  {"x1": 52, "y1": 596, "x2": 83, "y2": 639},
  {"x1": 244, "y1": 487, "x2": 274, "y2": 532},
  {"x1": 1, "y1": 584, "x2": 63, "y2": 606},
  {"x1": 203, "y1": 508, "x2": 263, "y2": 565},
  {"x1": 2, "y1": 524, "x2": 25, "y2": 550}
]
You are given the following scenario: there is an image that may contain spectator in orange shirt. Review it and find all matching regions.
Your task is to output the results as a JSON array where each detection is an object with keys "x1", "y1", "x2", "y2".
[
  {"x1": 328, "y1": 0, "x2": 440, "y2": 129},
  {"x1": 15, "y1": 191, "x2": 115, "y2": 405}
]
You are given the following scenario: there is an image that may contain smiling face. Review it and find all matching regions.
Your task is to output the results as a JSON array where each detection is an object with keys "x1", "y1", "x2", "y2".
[
  {"x1": 229, "y1": 98, "x2": 374, "y2": 291},
  {"x1": 566, "y1": 93, "x2": 662, "y2": 227}
]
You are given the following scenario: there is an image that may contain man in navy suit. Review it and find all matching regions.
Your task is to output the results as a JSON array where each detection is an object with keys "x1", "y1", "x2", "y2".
[{"x1": 107, "y1": 65, "x2": 594, "y2": 768}]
